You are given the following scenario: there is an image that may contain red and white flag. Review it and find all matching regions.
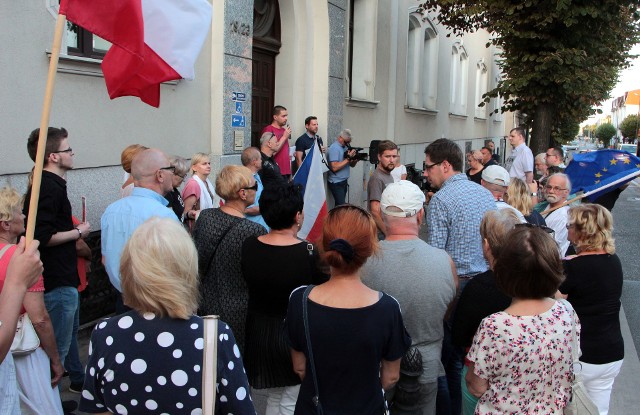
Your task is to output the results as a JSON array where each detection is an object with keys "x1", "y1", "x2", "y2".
[
  {"x1": 59, "y1": 0, "x2": 212, "y2": 107},
  {"x1": 293, "y1": 140, "x2": 328, "y2": 243}
]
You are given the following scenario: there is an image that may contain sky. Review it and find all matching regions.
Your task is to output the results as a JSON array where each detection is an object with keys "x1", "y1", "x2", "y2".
[{"x1": 582, "y1": 43, "x2": 640, "y2": 124}]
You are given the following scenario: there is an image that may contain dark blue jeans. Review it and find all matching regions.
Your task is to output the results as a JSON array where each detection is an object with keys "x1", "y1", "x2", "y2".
[{"x1": 328, "y1": 180, "x2": 348, "y2": 206}]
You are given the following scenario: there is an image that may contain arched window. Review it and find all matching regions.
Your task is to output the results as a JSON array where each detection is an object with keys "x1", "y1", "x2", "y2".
[
  {"x1": 406, "y1": 12, "x2": 438, "y2": 110},
  {"x1": 348, "y1": 0, "x2": 378, "y2": 101},
  {"x1": 475, "y1": 59, "x2": 488, "y2": 118},
  {"x1": 450, "y1": 41, "x2": 468, "y2": 115}
]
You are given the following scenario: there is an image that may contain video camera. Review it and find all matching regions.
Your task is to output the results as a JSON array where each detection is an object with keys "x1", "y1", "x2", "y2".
[{"x1": 345, "y1": 143, "x2": 369, "y2": 162}]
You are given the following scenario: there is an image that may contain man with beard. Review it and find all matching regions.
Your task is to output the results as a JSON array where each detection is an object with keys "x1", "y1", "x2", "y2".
[
  {"x1": 327, "y1": 129, "x2": 359, "y2": 206},
  {"x1": 422, "y1": 138, "x2": 495, "y2": 414},
  {"x1": 367, "y1": 140, "x2": 398, "y2": 238},
  {"x1": 294, "y1": 116, "x2": 325, "y2": 169},
  {"x1": 542, "y1": 173, "x2": 572, "y2": 256}
]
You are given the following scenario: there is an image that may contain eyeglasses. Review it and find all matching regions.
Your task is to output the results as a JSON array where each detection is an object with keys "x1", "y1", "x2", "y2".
[
  {"x1": 544, "y1": 185, "x2": 567, "y2": 192},
  {"x1": 53, "y1": 148, "x2": 73, "y2": 154},
  {"x1": 515, "y1": 222, "x2": 555, "y2": 234},
  {"x1": 159, "y1": 165, "x2": 175, "y2": 173},
  {"x1": 565, "y1": 223, "x2": 575, "y2": 229},
  {"x1": 241, "y1": 182, "x2": 258, "y2": 191},
  {"x1": 424, "y1": 161, "x2": 442, "y2": 170}
]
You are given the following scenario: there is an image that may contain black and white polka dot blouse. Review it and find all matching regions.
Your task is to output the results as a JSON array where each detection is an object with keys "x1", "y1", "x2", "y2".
[{"x1": 79, "y1": 311, "x2": 256, "y2": 415}]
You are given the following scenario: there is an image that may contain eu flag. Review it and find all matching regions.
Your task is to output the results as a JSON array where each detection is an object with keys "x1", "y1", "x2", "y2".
[{"x1": 565, "y1": 149, "x2": 640, "y2": 201}]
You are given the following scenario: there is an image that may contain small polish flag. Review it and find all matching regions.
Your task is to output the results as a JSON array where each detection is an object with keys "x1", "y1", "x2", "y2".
[
  {"x1": 293, "y1": 140, "x2": 328, "y2": 243},
  {"x1": 60, "y1": 0, "x2": 212, "y2": 107}
]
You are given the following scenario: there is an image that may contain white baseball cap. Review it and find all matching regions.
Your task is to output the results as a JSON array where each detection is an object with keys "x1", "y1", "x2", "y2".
[
  {"x1": 481, "y1": 165, "x2": 511, "y2": 187},
  {"x1": 380, "y1": 180, "x2": 426, "y2": 217}
]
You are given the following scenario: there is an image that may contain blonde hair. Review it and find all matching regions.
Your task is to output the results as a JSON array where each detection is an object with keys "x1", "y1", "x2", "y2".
[
  {"x1": 506, "y1": 178, "x2": 533, "y2": 216},
  {"x1": 120, "y1": 218, "x2": 199, "y2": 319},
  {"x1": 215, "y1": 165, "x2": 253, "y2": 201},
  {"x1": 480, "y1": 209, "x2": 520, "y2": 259},
  {"x1": 190, "y1": 152, "x2": 211, "y2": 175},
  {"x1": 121, "y1": 144, "x2": 147, "y2": 173},
  {"x1": 0, "y1": 187, "x2": 22, "y2": 221},
  {"x1": 468, "y1": 150, "x2": 483, "y2": 163},
  {"x1": 568, "y1": 204, "x2": 615, "y2": 254}
]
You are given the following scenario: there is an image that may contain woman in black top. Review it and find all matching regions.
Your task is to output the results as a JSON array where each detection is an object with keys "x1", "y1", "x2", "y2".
[
  {"x1": 165, "y1": 155, "x2": 188, "y2": 220},
  {"x1": 465, "y1": 150, "x2": 484, "y2": 184},
  {"x1": 285, "y1": 204, "x2": 410, "y2": 414},
  {"x1": 559, "y1": 203, "x2": 624, "y2": 415},
  {"x1": 242, "y1": 184, "x2": 328, "y2": 413}
]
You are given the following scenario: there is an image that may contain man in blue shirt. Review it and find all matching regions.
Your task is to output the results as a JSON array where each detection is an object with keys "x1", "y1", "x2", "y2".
[
  {"x1": 101, "y1": 148, "x2": 179, "y2": 313},
  {"x1": 327, "y1": 129, "x2": 359, "y2": 206}
]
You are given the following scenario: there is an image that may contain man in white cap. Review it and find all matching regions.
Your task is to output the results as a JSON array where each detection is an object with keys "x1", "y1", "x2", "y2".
[
  {"x1": 362, "y1": 180, "x2": 457, "y2": 414},
  {"x1": 480, "y1": 165, "x2": 526, "y2": 223}
]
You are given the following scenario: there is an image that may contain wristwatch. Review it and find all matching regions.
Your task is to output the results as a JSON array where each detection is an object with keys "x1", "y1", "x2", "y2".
[
  {"x1": 531, "y1": 192, "x2": 537, "y2": 197},
  {"x1": 75, "y1": 227, "x2": 82, "y2": 240}
]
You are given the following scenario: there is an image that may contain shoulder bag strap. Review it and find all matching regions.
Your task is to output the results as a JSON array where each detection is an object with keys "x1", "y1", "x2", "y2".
[
  {"x1": 204, "y1": 219, "x2": 242, "y2": 275},
  {"x1": 0, "y1": 244, "x2": 14, "y2": 260},
  {"x1": 202, "y1": 315, "x2": 219, "y2": 415},
  {"x1": 303, "y1": 285, "x2": 323, "y2": 414}
]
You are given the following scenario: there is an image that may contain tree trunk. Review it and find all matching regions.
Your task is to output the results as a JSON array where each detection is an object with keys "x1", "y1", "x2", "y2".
[{"x1": 530, "y1": 103, "x2": 554, "y2": 156}]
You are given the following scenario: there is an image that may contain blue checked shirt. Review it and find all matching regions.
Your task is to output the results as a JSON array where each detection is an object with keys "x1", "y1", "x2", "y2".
[{"x1": 426, "y1": 174, "x2": 496, "y2": 276}]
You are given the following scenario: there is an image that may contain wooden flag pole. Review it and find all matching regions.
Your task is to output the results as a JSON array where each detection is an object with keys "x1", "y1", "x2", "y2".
[{"x1": 25, "y1": 13, "x2": 66, "y2": 245}]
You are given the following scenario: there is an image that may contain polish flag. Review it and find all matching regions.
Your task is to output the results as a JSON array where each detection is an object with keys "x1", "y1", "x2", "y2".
[
  {"x1": 293, "y1": 140, "x2": 328, "y2": 243},
  {"x1": 59, "y1": 0, "x2": 212, "y2": 107}
]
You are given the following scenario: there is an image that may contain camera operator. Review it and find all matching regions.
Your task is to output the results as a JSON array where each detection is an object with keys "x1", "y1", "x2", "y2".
[{"x1": 327, "y1": 129, "x2": 360, "y2": 206}]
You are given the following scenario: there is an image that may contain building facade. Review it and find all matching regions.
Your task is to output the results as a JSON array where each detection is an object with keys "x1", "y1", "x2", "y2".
[{"x1": 1, "y1": 0, "x2": 509, "y2": 223}]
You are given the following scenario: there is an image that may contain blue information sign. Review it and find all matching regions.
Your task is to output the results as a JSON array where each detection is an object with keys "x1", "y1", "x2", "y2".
[
  {"x1": 231, "y1": 115, "x2": 246, "y2": 127},
  {"x1": 231, "y1": 92, "x2": 246, "y2": 102},
  {"x1": 235, "y1": 102, "x2": 243, "y2": 113}
]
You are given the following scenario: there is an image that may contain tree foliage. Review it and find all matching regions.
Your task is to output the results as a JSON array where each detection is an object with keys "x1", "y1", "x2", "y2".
[
  {"x1": 619, "y1": 114, "x2": 640, "y2": 139},
  {"x1": 418, "y1": 0, "x2": 640, "y2": 154},
  {"x1": 595, "y1": 123, "x2": 618, "y2": 144}
]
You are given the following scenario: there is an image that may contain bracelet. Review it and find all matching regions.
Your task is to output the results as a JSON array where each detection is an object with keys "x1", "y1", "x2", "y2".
[
  {"x1": 531, "y1": 192, "x2": 537, "y2": 197},
  {"x1": 75, "y1": 227, "x2": 82, "y2": 240}
]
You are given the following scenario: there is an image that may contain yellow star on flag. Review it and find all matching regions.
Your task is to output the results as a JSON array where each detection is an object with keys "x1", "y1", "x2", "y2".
[
  {"x1": 602, "y1": 168, "x2": 608, "y2": 172},
  {"x1": 595, "y1": 172, "x2": 602, "y2": 178},
  {"x1": 594, "y1": 180, "x2": 601, "y2": 184},
  {"x1": 610, "y1": 158, "x2": 618, "y2": 165},
  {"x1": 623, "y1": 157, "x2": 631, "y2": 164}
]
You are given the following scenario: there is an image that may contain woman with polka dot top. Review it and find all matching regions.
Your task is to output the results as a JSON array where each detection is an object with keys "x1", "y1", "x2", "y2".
[{"x1": 79, "y1": 218, "x2": 256, "y2": 415}]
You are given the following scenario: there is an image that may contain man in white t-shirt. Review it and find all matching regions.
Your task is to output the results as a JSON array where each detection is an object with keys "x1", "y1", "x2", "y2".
[
  {"x1": 542, "y1": 173, "x2": 572, "y2": 256},
  {"x1": 504, "y1": 127, "x2": 534, "y2": 184}
]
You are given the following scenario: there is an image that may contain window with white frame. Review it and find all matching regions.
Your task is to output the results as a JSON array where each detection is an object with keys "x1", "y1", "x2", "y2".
[
  {"x1": 347, "y1": 0, "x2": 378, "y2": 101},
  {"x1": 450, "y1": 41, "x2": 468, "y2": 115},
  {"x1": 492, "y1": 75, "x2": 504, "y2": 121},
  {"x1": 406, "y1": 13, "x2": 438, "y2": 110},
  {"x1": 475, "y1": 59, "x2": 488, "y2": 118}
]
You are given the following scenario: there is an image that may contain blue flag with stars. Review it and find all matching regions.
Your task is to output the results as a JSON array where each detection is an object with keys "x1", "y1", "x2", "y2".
[{"x1": 565, "y1": 149, "x2": 640, "y2": 201}]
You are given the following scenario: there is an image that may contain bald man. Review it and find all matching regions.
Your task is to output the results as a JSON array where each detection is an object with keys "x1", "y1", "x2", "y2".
[{"x1": 101, "y1": 148, "x2": 179, "y2": 313}]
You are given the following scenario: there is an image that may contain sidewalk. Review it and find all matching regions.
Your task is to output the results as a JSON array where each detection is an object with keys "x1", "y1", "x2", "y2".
[{"x1": 61, "y1": 309, "x2": 639, "y2": 414}]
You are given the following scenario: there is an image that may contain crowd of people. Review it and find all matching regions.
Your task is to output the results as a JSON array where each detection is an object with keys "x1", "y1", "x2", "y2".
[{"x1": 0, "y1": 115, "x2": 626, "y2": 415}]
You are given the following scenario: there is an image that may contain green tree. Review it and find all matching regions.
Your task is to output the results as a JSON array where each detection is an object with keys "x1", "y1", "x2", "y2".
[
  {"x1": 418, "y1": 0, "x2": 640, "y2": 155},
  {"x1": 595, "y1": 123, "x2": 617, "y2": 145},
  {"x1": 619, "y1": 114, "x2": 640, "y2": 139}
]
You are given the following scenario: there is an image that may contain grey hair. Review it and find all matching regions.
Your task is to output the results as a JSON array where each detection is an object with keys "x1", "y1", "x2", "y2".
[
  {"x1": 168, "y1": 155, "x2": 190, "y2": 177},
  {"x1": 260, "y1": 132, "x2": 275, "y2": 146},
  {"x1": 548, "y1": 173, "x2": 572, "y2": 193},
  {"x1": 339, "y1": 129, "x2": 352, "y2": 140}
]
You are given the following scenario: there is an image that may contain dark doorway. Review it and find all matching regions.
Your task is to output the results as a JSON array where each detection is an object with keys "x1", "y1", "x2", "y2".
[{"x1": 252, "y1": 0, "x2": 282, "y2": 147}]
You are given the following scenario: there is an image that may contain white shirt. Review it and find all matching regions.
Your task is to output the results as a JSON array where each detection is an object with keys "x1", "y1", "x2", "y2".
[
  {"x1": 506, "y1": 143, "x2": 534, "y2": 181},
  {"x1": 391, "y1": 165, "x2": 407, "y2": 182},
  {"x1": 543, "y1": 205, "x2": 570, "y2": 256}
]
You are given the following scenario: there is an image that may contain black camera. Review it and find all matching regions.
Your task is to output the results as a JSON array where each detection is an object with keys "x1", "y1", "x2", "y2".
[{"x1": 345, "y1": 144, "x2": 369, "y2": 161}]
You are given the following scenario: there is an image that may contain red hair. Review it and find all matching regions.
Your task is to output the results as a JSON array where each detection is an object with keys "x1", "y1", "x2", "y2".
[{"x1": 320, "y1": 205, "x2": 378, "y2": 274}]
